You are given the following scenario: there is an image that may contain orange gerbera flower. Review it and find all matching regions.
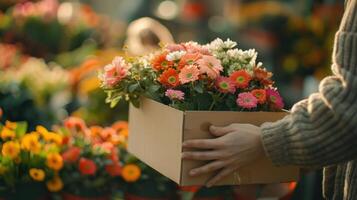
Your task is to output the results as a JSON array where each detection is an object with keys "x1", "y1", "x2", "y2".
[
  {"x1": 151, "y1": 53, "x2": 173, "y2": 71},
  {"x1": 229, "y1": 70, "x2": 251, "y2": 88},
  {"x1": 5, "y1": 121, "x2": 17, "y2": 130},
  {"x1": 1, "y1": 127, "x2": 15, "y2": 140},
  {"x1": 253, "y1": 67, "x2": 274, "y2": 86},
  {"x1": 29, "y1": 168, "x2": 45, "y2": 181},
  {"x1": 158, "y1": 68, "x2": 180, "y2": 87},
  {"x1": 62, "y1": 147, "x2": 81, "y2": 163},
  {"x1": 122, "y1": 164, "x2": 141, "y2": 182},
  {"x1": 2, "y1": 141, "x2": 20, "y2": 159},
  {"x1": 251, "y1": 89, "x2": 267, "y2": 104},
  {"x1": 178, "y1": 53, "x2": 201, "y2": 69},
  {"x1": 46, "y1": 153, "x2": 63, "y2": 171},
  {"x1": 21, "y1": 133, "x2": 42, "y2": 154},
  {"x1": 46, "y1": 176, "x2": 63, "y2": 192}
]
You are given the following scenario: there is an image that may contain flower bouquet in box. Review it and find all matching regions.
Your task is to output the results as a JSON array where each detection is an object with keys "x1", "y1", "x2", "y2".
[
  {"x1": 99, "y1": 38, "x2": 298, "y2": 186},
  {"x1": 0, "y1": 121, "x2": 64, "y2": 200}
]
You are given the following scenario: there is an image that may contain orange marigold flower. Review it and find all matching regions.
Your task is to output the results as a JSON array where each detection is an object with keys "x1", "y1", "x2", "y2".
[
  {"x1": 5, "y1": 121, "x2": 17, "y2": 130},
  {"x1": 46, "y1": 176, "x2": 63, "y2": 192},
  {"x1": 2, "y1": 141, "x2": 20, "y2": 159},
  {"x1": 21, "y1": 133, "x2": 42, "y2": 154},
  {"x1": 251, "y1": 89, "x2": 267, "y2": 104},
  {"x1": 29, "y1": 168, "x2": 45, "y2": 181},
  {"x1": 1, "y1": 127, "x2": 15, "y2": 140},
  {"x1": 78, "y1": 158, "x2": 97, "y2": 175},
  {"x1": 122, "y1": 164, "x2": 141, "y2": 182},
  {"x1": 63, "y1": 117, "x2": 87, "y2": 132},
  {"x1": 46, "y1": 153, "x2": 63, "y2": 171},
  {"x1": 158, "y1": 68, "x2": 180, "y2": 87},
  {"x1": 229, "y1": 70, "x2": 251, "y2": 88},
  {"x1": 151, "y1": 53, "x2": 174, "y2": 71}
]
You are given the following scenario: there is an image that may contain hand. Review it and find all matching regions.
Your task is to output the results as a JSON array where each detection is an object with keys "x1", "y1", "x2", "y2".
[{"x1": 182, "y1": 123, "x2": 265, "y2": 187}]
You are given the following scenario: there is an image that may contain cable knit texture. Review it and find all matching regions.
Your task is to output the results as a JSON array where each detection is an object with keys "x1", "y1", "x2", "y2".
[{"x1": 261, "y1": 0, "x2": 357, "y2": 199}]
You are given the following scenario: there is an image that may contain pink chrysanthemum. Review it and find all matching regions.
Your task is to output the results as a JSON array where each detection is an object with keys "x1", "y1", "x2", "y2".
[
  {"x1": 266, "y1": 88, "x2": 284, "y2": 109},
  {"x1": 179, "y1": 65, "x2": 200, "y2": 84},
  {"x1": 197, "y1": 55, "x2": 223, "y2": 79},
  {"x1": 165, "y1": 89, "x2": 185, "y2": 101},
  {"x1": 101, "y1": 56, "x2": 130, "y2": 87},
  {"x1": 236, "y1": 92, "x2": 258, "y2": 109},
  {"x1": 216, "y1": 76, "x2": 236, "y2": 93}
]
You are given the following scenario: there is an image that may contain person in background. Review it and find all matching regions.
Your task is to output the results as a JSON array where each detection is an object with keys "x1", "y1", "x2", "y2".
[
  {"x1": 125, "y1": 17, "x2": 174, "y2": 56},
  {"x1": 182, "y1": 0, "x2": 357, "y2": 199}
]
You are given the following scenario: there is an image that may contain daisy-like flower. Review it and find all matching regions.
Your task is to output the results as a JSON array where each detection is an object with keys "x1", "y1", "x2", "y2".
[
  {"x1": 216, "y1": 76, "x2": 236, "y2": 93},
  {"x1": 183, "y1": 42, "x2": 211, "y2": 55},
  {"x1": 158, "y1": 68, "x2": 180, "y2": 87},
  {"x1": 251, "y1": 89, "x2": 267, "y2": 104},
  {"x1": 178, "y1": 53, "x2": 202, "y2": 69},
  {"x1": 209, "y1": 38, "x2": 237, "y2": 51},
  {"x1": 236, "y1": 92, "x2": 258, "y2": 109},
  {"x1": 253, "y1": 67, "x2": 273, "y2": 86},
  {"x1": 166, "y1": 51, "x2": 186, "y2": 61},
  {"x1": 229, "y1": 70, "x2": 252, "y2": 88},
  {"x1": 165, "y1": 89, "x2": 185, "y2": 101},
  {"x1": 179, "y1": 65, "x2": 200, "y2": 84},
  {"x1": 197, "y1": 55, "x2": 223, "y2": 79},
  {"x1": 151, "y1": 52, "x2": 174, "y2": 71},
  {"x1": 166, "y1": 44, "x2": 186, "y2": 52},
  {"x1": 101, "y1": 56, "x2": 130, "y2": 88},
  {"x1": 266, "y1": 88, "x2": 284, "y2": 109}
]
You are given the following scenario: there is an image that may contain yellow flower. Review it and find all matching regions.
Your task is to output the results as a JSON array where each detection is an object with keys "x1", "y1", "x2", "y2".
[
  {"x1": 1, "y1": 127, "x2": 15, "y2": 140},
  {"x1": 36, "y1": 125, "x2": 48, "y2": 137},
  {"x1": 46, "y1": 153, "x2": 63, "y2": 171},
  {"x1": 2, "y1": 141, "x2": 20, "y2": 159},
  {"x1": 29, "y1": 168, "x2": 45, "y2": 181},
  {"x1": 47, "y1": 132, "x2": 63, "y2": 146},
  {"x1": 5, "y1": 121, "x2": 17, "y2": 130},
  {"x1": 21, "y1": 133, "x2": 42, "y2": 154},
  {"x1": 0, "y1": 165, "x2": 7, "y2": 175},
  {"x1": 122, "y1": 164, "x2": 141, "y2": 182},
  {"x1": 46, "y1": 176, "x2": 63, "y2": 192}
]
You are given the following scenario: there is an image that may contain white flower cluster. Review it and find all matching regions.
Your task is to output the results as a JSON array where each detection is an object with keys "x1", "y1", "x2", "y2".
[
  {"x1": 166, "y1": 50, "x2": 186, "y2": 61},
  {"x1": 208, "y1": 38, "x2": 237, "y2": 52}
]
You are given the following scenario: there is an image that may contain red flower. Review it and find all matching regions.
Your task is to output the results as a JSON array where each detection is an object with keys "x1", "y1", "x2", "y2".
[
  {"x1": 109, "y1": 148, "x2": 119, "y2": 163},
  {"x1": 251, "y1": 89, "x2": 267, "y2": 104},
  {"x1": 105, "y1": 162, "x2": 122, "y2": 177},
  {"x1": 78, "y1": 158, "x2": 97, "y2": 175},
  {"x1": 62, "y1": 147, "x2": 81, "y2": 163},
  {"x1": 63, "y1": 117, "x2": 87, "y2": 132},
  {"x1": 158, "y1": 68, "x2": 180, "y2": 87},
  {"x1": 253, "y1": 67, "x2": 274, "y2": 86},
  {"x1": 229, "y1": 70, "x2": 251, "y2": 88},
  {"x1": 151, "y1": 53, "x2": 173, "y2": 71}
]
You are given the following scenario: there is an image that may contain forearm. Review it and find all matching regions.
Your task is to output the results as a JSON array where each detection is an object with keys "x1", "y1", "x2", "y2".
[{"x1": 261, "y1": 0, "x2": 357, "y2": 167}]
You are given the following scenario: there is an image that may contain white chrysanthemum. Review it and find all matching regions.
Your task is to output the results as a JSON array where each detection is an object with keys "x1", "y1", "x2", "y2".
[
  {"x1": 209, "y1": 38, "x2": 224, "y2": 51},
  {"x1": 166, "y1": 50, "x2": 186, "y2": 61}
]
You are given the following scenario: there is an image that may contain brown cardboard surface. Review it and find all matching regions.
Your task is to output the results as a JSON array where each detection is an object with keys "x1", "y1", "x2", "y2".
[
  {"x1": 128, "y1": 98, "x2": 299, "y2": 186},
  {"x1": 181, "y1": 111, "x2": 299, "y2": 186},
  {"x1": 128, "y1": 98, "x2": 184, "y2": 183}
]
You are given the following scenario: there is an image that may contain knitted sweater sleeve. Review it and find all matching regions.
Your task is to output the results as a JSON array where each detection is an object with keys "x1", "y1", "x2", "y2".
[{"x1": 261, "y1": 0, "x2": 357, "y2": 167}]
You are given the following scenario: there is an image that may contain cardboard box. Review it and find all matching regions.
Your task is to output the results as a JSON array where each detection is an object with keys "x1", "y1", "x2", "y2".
[{"x1": 128, "y1": 98, "x2": 299, "y2": 186}]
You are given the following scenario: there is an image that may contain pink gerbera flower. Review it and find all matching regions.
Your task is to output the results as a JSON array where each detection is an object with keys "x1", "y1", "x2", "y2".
[
  {"x1": 101, "y1": 56, "x2": 130, "y2": 87},
  {"x1": 266, "y1": 88, "x2": 284, "y2": 109},
  {"x1": 216, "y1": 76, "x2": 236, "y2": 93},
  {"x1": 165, "y1": 89, "x2": 185, "y2": 101},
  {"x1": 236, "y1": 92, "x2": 258, "y2": 109},
  {"x1": 197, "y1": 55, "x2": 223, "y2": 79},
  {"x1": 179, "y1": 65, "x2": 200, "y2": 84}
]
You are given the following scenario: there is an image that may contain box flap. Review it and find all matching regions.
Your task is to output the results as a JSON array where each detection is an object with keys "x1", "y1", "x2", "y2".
[
  {"x1": 128, "y1": 98, "x2": 184, "y2": 183},
  {"x1": 181, "y1": 111, "x2": 299, "y2": 186}
]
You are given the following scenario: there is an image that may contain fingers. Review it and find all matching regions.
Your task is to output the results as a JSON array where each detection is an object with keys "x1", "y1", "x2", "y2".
[
  {"x1": 182, "y1": 138, "x2": 223, "y2": 149},
  {"x1": 182, "y1": 150, "x2": 224, "y2": 161},
  {"x1": 206, "y1": 166, "x2": 237, "y2": 187},
  {"x1": 189, "y1": 160, "x2": 228, "y2": 176},
  {"x1": 209, "y1": 124, "x2": 236, "y2": 137}
]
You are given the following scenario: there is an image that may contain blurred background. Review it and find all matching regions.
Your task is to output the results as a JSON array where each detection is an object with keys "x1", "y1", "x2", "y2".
[{"x1": 0, "y1": 0, "x2": 345, "y2": 199}]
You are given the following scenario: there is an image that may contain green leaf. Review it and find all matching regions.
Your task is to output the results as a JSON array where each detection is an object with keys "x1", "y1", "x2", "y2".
[
  {"x1": 128, "y1": 83, "x2": 140, "y2": 93},
  {"x1": 193, "y1": 83, "x2": 204, "y2": 93},
  {"x1": 15, "y1": 122, "x2": 27, "y2": 138}
]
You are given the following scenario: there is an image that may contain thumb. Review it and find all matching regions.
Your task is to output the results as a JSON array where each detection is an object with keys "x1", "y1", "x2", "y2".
[{"x1": 209, "y1": 124, "x2": 235, "y2": 137}]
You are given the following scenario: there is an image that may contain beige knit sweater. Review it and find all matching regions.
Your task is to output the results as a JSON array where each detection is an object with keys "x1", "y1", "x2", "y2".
[{"x1": 261, "y1": 0, "x2": 357, "y2": 199}]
